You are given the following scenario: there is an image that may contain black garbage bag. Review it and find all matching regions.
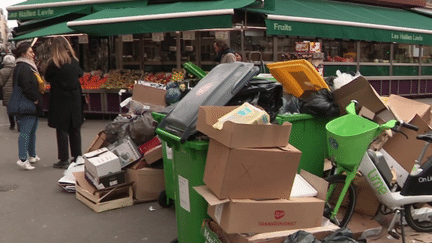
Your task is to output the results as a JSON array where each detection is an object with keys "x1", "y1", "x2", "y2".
[
  {"x1": 129, "y1": 112, "x2": 158, "y2": 145},
  {"x1": 227, "y1": 79, "x2": 283, "y2": 122},
  {"x1": 299, "y1": 88, "x2": 340, "y2": 118},
  {"x1": 104, "y1": 115, "x2": 131, "y2": 144},
  {"x1": 284, "y1": 230, "x2": 321, "y2": 243},
  {"x1": 279, "y1": 94, "x2": 301, "y2": 114}
]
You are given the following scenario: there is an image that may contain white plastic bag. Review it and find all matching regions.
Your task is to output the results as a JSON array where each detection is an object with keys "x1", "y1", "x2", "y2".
[{"x1": 333, "y1": 70, "x2": 361, "y2": 90}]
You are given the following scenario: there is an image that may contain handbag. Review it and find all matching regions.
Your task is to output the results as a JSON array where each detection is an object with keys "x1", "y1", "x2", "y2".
[{"x1": 7, "y1": 80, "x2": 37, "y2": 116}]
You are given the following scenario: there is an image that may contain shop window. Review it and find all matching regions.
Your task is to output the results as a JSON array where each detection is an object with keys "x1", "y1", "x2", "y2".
[
  {"x1": 393, "y1": 43, "x2": 420, "y2": 63},
  {"x1": 200, "y1": 31, "x2": 217, "y2": 63},
  {"x1": 181, "y1": 31, "x2": 197, "y2": 62},
  {"x1": 244, "y1": 31, "x2": 273, "y2": 61},
  {"x1": 143, "y1": 32, "x2": 176, "y2": 63},
  {"x1": 122, "y1": 34, "x2": 141, "y2": 64},
  {"x1": 322, "y1": 40, "x2": 356, "y2": 63},
  {"x1": 360, "y1": 42, "x2": 390, "y2": 63},
  {"x1": 422, "y1": 45, "x2": 432, "y2": 64}
]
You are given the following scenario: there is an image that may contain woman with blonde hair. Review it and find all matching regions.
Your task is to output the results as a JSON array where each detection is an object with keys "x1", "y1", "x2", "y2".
[{"x1": 44, "y1": 36, "x2": 84, "y2": 169}]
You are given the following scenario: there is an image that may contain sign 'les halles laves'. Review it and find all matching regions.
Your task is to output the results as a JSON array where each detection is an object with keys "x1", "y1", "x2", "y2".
[{"x1": 9, "y1": 9, "x2": 54, "y2": 19}]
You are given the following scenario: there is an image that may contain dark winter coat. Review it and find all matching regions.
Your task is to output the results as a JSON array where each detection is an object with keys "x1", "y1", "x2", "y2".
[
  {"x1": 44, "y1": 58, "x2": 84, "y2": 130},
  {"x1": 10, "y1": 61, "x2": 41, "y2": 116},
  {"x1": 0, "y1": 63, "x2": 15, "y2": 106}
]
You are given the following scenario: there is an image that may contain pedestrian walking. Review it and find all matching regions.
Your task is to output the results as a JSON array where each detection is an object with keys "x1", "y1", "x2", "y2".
[
  {"x1": 8, "y1": 41, "x2": 43, "y2": 170},
  {"x1": 214, "y1": 40, "x2": 236, "y2": 63},
  {"x1": 44, "y1": 36, "x2": 84, "y2": 169},
  {"x1": 0, "y1": 55, "x2": 17, "y2": 130}
]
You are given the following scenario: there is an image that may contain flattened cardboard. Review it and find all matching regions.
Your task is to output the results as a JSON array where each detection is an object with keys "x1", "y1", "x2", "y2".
[
  {"x1": 204, "y1": 139, "x2": 301, "y2": 199},
  {"x1": 126, "y1": 167, "x2": 165, "y2": 202},
  {"x1": 197, "y1": 106, "x2": 292, "y2": 148},
  {"x1": 196, "y1": 171, "x2": 327, "y2": 234},
  {"x1": 383, "y1": 115, "x2": 432, "y2": 172},
  {"x1": 132, "y1": 83, "x2": 166, "y2": 110},
  {"x1": 333, "y1": 76, "x2": 387, "y2": 115},
  {"x1": 387, "y1": 94, "x2": 431, "y2": 125},
  {"x1": 354, "y1": 175, "x2": 380, "y2": 217}
]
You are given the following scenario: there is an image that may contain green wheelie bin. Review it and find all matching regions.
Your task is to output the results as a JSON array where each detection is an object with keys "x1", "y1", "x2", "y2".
[
  {"x1": 152, "y1": 112, "x2": 175, "y2": 208},
  {"x1": 156, "y1": 128, "x2": 210, "y2": 243},
  {"x1": 276, "y1": 113, "x2": 330, "y2": 177}
]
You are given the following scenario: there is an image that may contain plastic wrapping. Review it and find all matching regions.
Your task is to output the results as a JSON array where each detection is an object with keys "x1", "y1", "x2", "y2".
[
  {"x1": 283, "y1": 230, "x2": 320, "y2": 243},
  {"x1": 104, "y1": 113, "x2": 157, "y2": 145}
]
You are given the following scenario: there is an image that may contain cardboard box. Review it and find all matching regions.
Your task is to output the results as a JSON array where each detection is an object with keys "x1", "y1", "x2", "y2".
[
  {"x1": 204, "y1": 139, "x2": 302, "y2": 199},
  {"x1": 74, "y1": 172, "x2": 133, "y2": 213},
  {"x1": 126, "y1": 167, "x2": 165, "y2": 202},
  {"x1": 109, "y1": 137, "x2": 141, "y2": 168},
  {"x1": 196, "y1": 171, "x2": 328, "y2": 234},
  {"x1": 201, "y1": 218, "x2": 339, "y2": 243},
  {"x1": 132, "y1": 83, "x2": 166, "y2": 111},
  {"x1": 383, "y1": 115, "x2": 432, "y2": 172},
  {"x1": 86, "y1": 131, "x2": 108, "y2": 153},
  {"x1": 387, "y1": 94, "x2": 431, "y2": 125},
  {"x1": 85, "y1": 170, "x2": 126, "y2": 190},
  {"x1": 333, "y1": 76, "x2": 387, "y2": 115},
  {"x1": 197, "y1": 106, "x2": 292, "y2": 148},
  {"x1": 138, "y1": 136, "x2": 161, "y2": 154},
  {"x1": 143, "y1": 145, "x2": 163, "y2": 165},
  {"x1": 84, "y1": 148, "x2": 122, "y2": 179}
]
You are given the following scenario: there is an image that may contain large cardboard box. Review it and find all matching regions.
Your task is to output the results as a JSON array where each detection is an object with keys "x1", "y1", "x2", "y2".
[
  {"x1": 132, "y1": 83, "x2": 166, "y2": 111},
  {"x1": 196, "y1": 171, "x2": 328, "y2": 234},
  {"x1": 197, "y1": 106, "x2": 292, "y2": 148},
  {"x1": 333, "y1": 76, "x2": 387, "y2": 115},
  {"x1": 74, "y1": 172, "x2": 133, "y2": 213},
  {"x1": 383, "y1": 115, "x2": 432, "y2": 172},
  {"x1": 126, "y1": 162, "x2": 165, "y2": 202},
  {"x1": 353, "y1": 175, "x2": 380, "y2": 217},
  {"x1": 83, "y1": 148, "x2": 122, "y2": 179},
  {"x1": 387, "y1": 94, "x2": 431, "y2": 125},
  {"x1": 204, "y1": 139, "x2": 301, "y2": 199}
]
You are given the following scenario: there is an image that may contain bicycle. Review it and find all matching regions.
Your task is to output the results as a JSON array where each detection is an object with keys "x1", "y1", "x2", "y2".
[{"x1": 323, "y1": 100, "x2": 432, "y2": 242}]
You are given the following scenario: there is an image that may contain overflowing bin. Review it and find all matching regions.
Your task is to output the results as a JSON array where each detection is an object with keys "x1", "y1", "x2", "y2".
[
  {"x1": 276, "y1": 113, "x2": 330, "y2": 176},
  {"x1": 156, "y1": 128, "x2": 209, "y2": 243}
]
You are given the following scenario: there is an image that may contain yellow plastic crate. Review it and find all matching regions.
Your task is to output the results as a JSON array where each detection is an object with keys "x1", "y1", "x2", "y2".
[{"x1": 267, "y1": 59, "x2": 329, "y2": 98}]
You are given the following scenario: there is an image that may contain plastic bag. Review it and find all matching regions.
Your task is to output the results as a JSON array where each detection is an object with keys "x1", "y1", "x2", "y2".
[
  {"x1": 333, "y1": 70, "x2": 361, "y2": 90},
  {"x1": 104, "y1": 115, "x2": 131, "y2": 144},
  {"x1": 284, "y1": 230, "x2": 321, "y2": 243},
  {"x1": 129, "y1": 113, "x2": 158, "y2": 145},
  {"x1": 299, "y1": 89, "x2": 340, "y2": 118},
  {"x1": 279, "y1": 94, "x2": 301, "y2": 114},
  {"x1": 321, "y1": 228, "x2": 359, "y2": 243},
  {"x1": 227, "y1": 79, "x2": 283, "y2": 122}
]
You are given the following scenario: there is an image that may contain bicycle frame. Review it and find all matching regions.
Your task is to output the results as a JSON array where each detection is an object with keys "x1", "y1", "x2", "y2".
[{"x1": 358, "y1": 152, "x2": 432, "y2": 209}]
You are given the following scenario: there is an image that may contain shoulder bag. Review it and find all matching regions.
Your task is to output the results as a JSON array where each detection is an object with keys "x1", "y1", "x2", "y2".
[{"x1": 7, "y1": 79, "x2": 36, "y2": 116}]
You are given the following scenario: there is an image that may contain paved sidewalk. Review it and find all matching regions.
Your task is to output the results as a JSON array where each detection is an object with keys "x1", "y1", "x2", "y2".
[{"x1": 0, "y1": 106, "x2": 177, "y2": 243}]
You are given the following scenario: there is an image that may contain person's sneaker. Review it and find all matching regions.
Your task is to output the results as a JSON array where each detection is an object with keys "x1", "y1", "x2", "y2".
[
  {"x1": 16, "y1": 160, "x2": 35, "y2": 170},
  {"x1": 29, "y1": 156, "x2": 40, "y2": 164},
  {"x1": 53, "y1": 160, "x2": 69, "y2": 169}
]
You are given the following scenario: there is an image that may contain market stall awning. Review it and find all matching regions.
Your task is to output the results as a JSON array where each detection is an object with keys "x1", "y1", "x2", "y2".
[
  {"x1": 248, "y1": 0, "x2": 432, "y2": 45},
  {"x1": 12, "y1": 21, "x2": 77, "y2": 41},
  {"x1": 67, "y1": 0, "x2": 256, "y2": 36},
  {"x1": 7, "y1": 0, "x2": 145, "y2": 20}
]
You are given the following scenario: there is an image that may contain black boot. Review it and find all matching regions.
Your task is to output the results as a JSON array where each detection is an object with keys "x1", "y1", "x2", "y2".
[{"x1": 53, "y1": 160, "x2": 69, "y2": 169}]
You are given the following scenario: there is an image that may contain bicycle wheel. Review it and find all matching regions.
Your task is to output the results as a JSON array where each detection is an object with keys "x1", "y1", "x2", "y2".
[
  {"x1": 404, "y1": 203, "x2": 432, "y2": 232},
  {"x1": 324, "y1": 174, "x2": 357, "y2": 228}
]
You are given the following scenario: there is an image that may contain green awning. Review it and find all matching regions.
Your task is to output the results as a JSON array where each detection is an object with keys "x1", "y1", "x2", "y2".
[
  {"x1": 67, "y1": 0, "x2": 256, "y2": 36},
  {"x1": 12, "y1": 21, "x2": 77, "y2": 41},
  {"x1": 248, "y1": 0, "x2": 432, "y2": 45},
  {"x1": 7, "y1": 0, "x2": 145, "y2": 20}
]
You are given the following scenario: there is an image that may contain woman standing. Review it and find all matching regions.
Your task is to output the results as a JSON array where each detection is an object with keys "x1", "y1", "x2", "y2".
[
  {"x1": 214, "y1": 40, "x2": 236, "y2": 63},
  {"x1": 10, "y1": 42, "x2": 42, "y2": 170},
  {"x1": 0, "y1": 55, "x2": 17, "y2": 130},
  {"x1": 44, "y1": 36, "x2": 84, "y2": 169}
]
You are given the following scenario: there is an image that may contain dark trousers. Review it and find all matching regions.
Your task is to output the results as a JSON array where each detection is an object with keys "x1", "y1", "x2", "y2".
[
  {"x1": 56, "y1": 127, "x2": 82, "y2": 161},
  {"x1": 9, "y1": 114, "x2": 15, "y2": 127}
]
